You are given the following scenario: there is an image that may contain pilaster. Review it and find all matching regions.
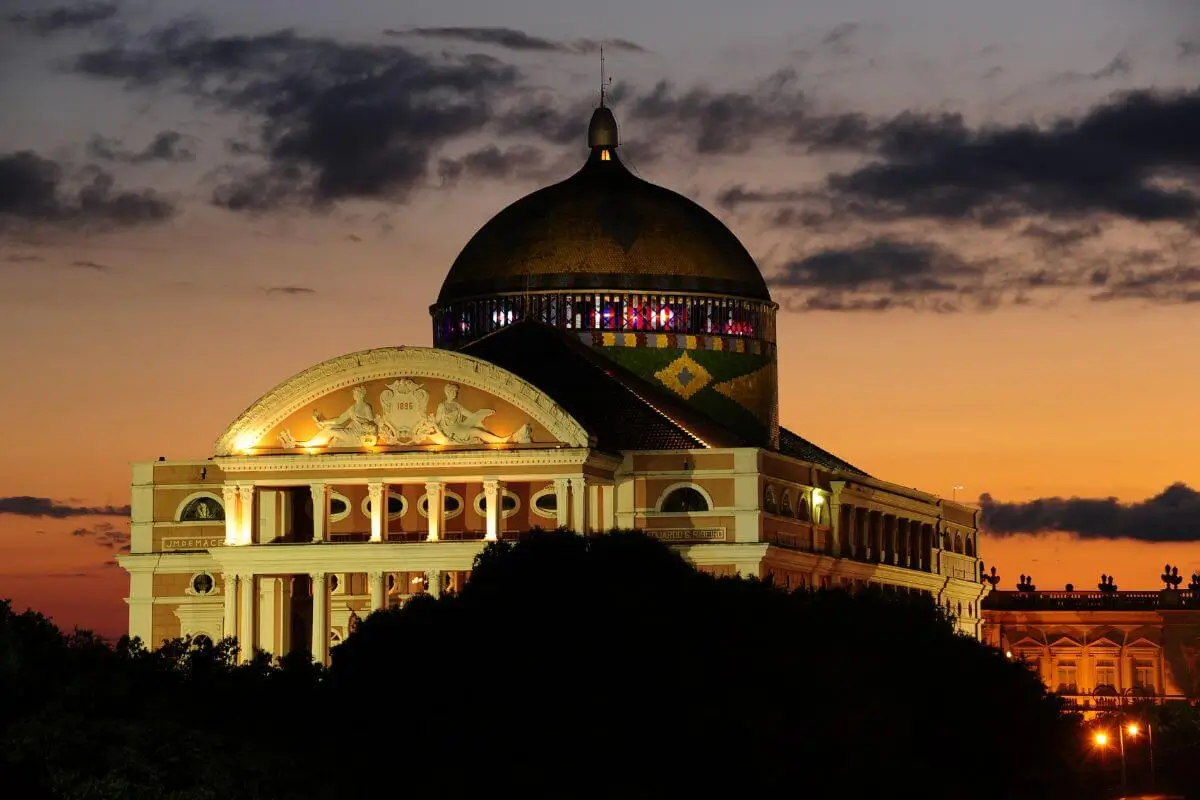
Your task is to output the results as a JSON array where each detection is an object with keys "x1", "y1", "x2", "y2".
[
  {"x1": 368, "y1": 481, "x2": 384, "y2": 543},
  {"x1": 483, "y1": 479, "x2": 501, "y2": 542},
  {"x1": 554, "y1": 478, "x2": 570, "y2": 529},
  {"x1": 425, "y1": 481, "x2": 444, "y2": 542},
  {"x1": 311, "y1": 573, "x2": 329, "y2": 665},
  {"x1": 310, "y1": 483, "x2": 328, "y2": 543}
]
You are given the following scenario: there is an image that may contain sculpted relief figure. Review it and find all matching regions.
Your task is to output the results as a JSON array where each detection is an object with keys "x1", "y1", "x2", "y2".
[
  {"x1": 431, "y1": 383, "x2": 508, "y2": 444},
  {"x1": 307, "y1": 386, "x2": 379, "y2": 447},
  {"x1": 276, "y1": 380, "x2": 537, "y2": 449}
]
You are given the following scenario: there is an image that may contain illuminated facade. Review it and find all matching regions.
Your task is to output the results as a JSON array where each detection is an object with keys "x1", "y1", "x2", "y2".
[
  {"x1": 120, "y1": 104, "x2": 987, "y2": 663},
  {"x1": 983, "y1": 587, "x2": 1200, "y2": 712}
]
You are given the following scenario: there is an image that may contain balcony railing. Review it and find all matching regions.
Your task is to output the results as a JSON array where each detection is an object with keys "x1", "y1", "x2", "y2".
[{"x1": 985, "y1": 590, "x2": 1200, "y2": 611}]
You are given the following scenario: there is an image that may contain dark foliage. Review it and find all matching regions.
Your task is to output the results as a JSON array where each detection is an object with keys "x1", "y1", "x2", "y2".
[{"x1": 2, "y1": 532, "x2": 1088, "y2": 798}]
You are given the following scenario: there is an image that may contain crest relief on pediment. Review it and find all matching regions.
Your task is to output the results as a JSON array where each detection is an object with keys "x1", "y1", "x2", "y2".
[{"x1": 271, "y1": 377, "x2": 541, "y2": 452}]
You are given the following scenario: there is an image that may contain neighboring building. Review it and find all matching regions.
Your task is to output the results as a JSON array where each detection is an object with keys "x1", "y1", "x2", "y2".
[
  {"x1": 982, "y1": 586, "x2": 1200, "y2": 711},
  {"x1": 118, "y1": 103, "x2": 987, "y2": 663}
]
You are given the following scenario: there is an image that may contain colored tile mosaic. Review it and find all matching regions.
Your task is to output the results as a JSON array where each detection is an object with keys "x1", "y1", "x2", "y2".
[
  {"x1": 713, "y1": 364, "x2": 775, "y2": 425},
  {"x1": 654, "y1": 352, "x2": 713, "y2": 400},
  {"x1": 583, "y1": 331, "x2": 763, "y2": 354}
]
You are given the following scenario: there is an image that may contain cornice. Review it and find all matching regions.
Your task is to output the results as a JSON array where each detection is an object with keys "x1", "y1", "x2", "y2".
[
  {"x1": 213, "y1": 447, "x2": 618, "y2": 476},
  {"x1": 214, "y1": 346, "x2": 590, "y2": 455}
]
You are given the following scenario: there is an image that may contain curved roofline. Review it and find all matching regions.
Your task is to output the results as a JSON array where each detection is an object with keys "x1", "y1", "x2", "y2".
[
  {"x1": 436, "y1": 147, "x2": 772, "y2": 305},
  {"x1": 213, "y1": 346, "x2": 591, "y2": 455}
]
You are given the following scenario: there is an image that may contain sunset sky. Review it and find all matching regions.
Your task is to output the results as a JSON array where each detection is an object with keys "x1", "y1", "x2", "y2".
[{"x1": 2, "y1": 0, "x2": 1199, "y2": 637}]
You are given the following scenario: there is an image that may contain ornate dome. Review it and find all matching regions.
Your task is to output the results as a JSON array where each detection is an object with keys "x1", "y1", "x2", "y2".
[{"x1": 436, "y1": 109, "x2": 770, "y2": 305}]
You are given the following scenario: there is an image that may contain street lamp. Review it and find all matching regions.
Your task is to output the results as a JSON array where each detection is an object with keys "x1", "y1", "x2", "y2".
[{"x1": 1124, "y1": 720, "x2": 1156, "y2": 789}]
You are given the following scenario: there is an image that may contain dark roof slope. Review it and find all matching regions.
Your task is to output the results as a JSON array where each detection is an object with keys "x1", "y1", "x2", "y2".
[
  {"x1": 778, "y1": 426, "x2": 870, "y2": 476},
  {"x1": 461, "y1": 321, "x2": 749, "y2": 451}
]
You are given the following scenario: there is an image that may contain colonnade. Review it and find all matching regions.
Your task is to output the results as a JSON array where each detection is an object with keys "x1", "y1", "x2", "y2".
[
  {"x1": 837, "y1": 505, "x2": 937, "y2": 572},
  {"x1": 222, "y1": 567, "x2": 451, "y2": 665},
  {"x1": 220, "y1": 474, "x2": 611, "y2": 547}
]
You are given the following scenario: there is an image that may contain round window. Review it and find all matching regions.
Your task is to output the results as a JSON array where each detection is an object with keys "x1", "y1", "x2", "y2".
[
  {"x1": 532, "y1": 489, "x2": 558, "y2": 518},
  {"x1": 191, "y1": 573, "x2": 215, "y2": 595},
  {"x1": 418, "y1": 492, "x2": 463, "y2": 519}
]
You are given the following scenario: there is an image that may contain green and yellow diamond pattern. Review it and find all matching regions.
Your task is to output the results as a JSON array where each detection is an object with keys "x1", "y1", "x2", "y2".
[{"x1": 654, "y1": 352, "x2": 712, "y2": 400}]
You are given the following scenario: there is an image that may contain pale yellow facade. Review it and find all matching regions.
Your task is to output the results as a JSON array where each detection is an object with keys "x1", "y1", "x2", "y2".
[
  {"x1": 983, "y1": 591, "x2": 1200, "y2": 712},
  {"x1": 120, "y1": 346, "x2": 988, "y2": 663}
]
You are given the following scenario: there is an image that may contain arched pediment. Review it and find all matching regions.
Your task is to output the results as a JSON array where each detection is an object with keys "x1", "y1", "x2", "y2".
[{"x1": 214, "y1": 347, "x2": 590, "y2": 456}]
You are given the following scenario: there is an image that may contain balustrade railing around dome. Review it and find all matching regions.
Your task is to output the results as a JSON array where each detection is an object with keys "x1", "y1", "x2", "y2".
[{"x1": 433, "y1": 291, "x2": 776, "y2": 348}]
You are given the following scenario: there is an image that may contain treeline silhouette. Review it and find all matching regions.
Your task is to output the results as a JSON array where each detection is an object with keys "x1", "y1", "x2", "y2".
[{"x1": 2, "y1": 531, "x2": 1095, "y2": 798}]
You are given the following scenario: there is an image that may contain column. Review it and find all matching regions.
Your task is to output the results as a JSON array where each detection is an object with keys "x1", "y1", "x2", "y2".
[
  {"x1": 368, "y1": 482, "x2": 385, "y2": 543},
  {"x1": 310, "y1": 483, "x2": 328, "y2": 543},
  {"x1": 483, "y1": 479, "x2": 501, "y2": 541},
  {"x1": 571, "y1": 476, "x2": 588, "y2": 534},
  {"x1": 238, "y1": 484, "x2": 255, "y2": 546},
  {"x1": 425, "y1": 481, "x2": 444, "y2": 542},
  {"x1": 554, "y1": 478, "x2": 570, "y2": 529},
  {"x1": 222, "y1": 572, "x2": 238, "y2": 640},
  {"x1": 238, "y1": 573, "x2": 256, "y2": 662},
  {"x1": 222, "y1": 484, "x2": 239, "y2": 546},
  {"x1": 257, "y1": 577, "x2": 277, "y2": 655},
  {"x1": 368, "y1": 571, "x2": 386, "y2": 612},
  {"x1": 425, "y1": 569, "x2": 441, "y2": 599},
  {"x1": 311, "y1": 573, "x2": 329, "y2": 664},
  {"x1": 588, "y1": 484, "x2": 601, "y2": 535},
  {"x1": 602, "y1": 484, "x2": 616, "y2": 531}
]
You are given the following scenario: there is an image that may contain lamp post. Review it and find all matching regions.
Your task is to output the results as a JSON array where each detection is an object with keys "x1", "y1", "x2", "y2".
[
  {"x1": 1125, "y1": 720, "x2": 1156, "y2": 790},
  {"x1": 1118, "y1": 722, "x2": 1128, "y2": 791}
]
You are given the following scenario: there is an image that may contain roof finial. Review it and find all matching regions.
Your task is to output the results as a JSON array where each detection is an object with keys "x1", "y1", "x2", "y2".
[{"x1": 599, "y1": 45, "x2": 610, "y2": 107}]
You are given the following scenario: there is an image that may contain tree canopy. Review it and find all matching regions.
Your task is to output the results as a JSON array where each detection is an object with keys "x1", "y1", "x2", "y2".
[{"x1": 2, "y1": 531, "x2": 1085, "y2": 798}]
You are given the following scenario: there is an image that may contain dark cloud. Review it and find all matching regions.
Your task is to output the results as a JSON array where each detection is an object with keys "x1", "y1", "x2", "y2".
[
  {"x1": 88, "y1": 130, "x2": 196, "y2": 164},
  {"x1": 771, "y1": 238, "x2": 983, "y2": 297},
  {"x1": 387, "y1": 27, "x2": 645, "y2": 54},
  {"x1": 1020, "y1": 221, "x2": 1102, "y2": 250},
  {"x1": 437, "y1": 144, "x2": 544, "y2": 183},
  {"x1": 822, "y1": 88, "x2": 1200, "y2": 224},
  {"x1": 716, "y1": 186, "x2": 808, "y2": 210},
  {"x1": 71, "y1": 259, "x2": 109, "y2": 271},
  {"x1": 1090, "y1": 265, "x2": 1200, "y2": 303},
  {"x1": 821, "y1": 23, "x2": 862, "y2": 56},
  {"x1": 264, "y1": 285, "x2": 315, "y2": 295},
  {"x1": 0, "y1": 496, "x2": 130, "y2": 518},
  {"x1": 74, "y1": 22, "x2": 521, "y2": 210},
  {"x1": 4, "y1": 254, "x2": 42, "y2": 262},
  {"x1": 980, "y1": 483, "x2": 1200, "y2": 541},
  {"x1": 70, "y1": 521, "x2": 130, "y2": 550},
  {"x1": 6, "y1": 2, "x2": 119, "y2": 36},
  {"x1": 0, "y1": 151, "x2": 175, "y2": 231},
  {"x1": 628, "y1": 70, "x2": 812, "y2": 155},
  {"x1": 1180, "y1": 39, "x2": 1198, "y2": 59}
]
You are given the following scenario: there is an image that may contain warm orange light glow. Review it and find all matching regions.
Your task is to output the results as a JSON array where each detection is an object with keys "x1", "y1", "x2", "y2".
[
  {"x1": 600, "y1": 149, "x2": 611, "y2": 161},
  {"x1": 1127, "y1": 723, "x2": 1140, "y2": 737},
  {"x1": 1093, "y1": 732, "x2": 1109, "y2": 747},
  {"x1": 234, "y1": 431, "x2": 259, "y2": 453}
]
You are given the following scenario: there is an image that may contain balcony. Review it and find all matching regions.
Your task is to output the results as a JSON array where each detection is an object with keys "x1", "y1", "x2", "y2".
[{"x1": 984, "y1": 590, "x2": 1200, "y2": 611}]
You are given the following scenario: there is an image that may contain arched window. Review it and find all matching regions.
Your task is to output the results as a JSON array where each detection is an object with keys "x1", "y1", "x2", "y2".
[
  {"x1": 954, "y1": 532, "x2": 963, "y2": 554},
  {"x1": 763, "y1": 485, "x2": 778, "y2": 514},
  {"x1": 190, "y1": 633, "x2": 214, "y2": 650},
  {"x1": 178, "y1": 494, "x2": 224, "y2": 522},
  {"x1": 964, "y1": 535, "x2": 975, "y2": 557},
  {"x1": 659, "y1": 486, "x2": 710, "y2": 513},
  {"x1": 796, "y1": 496, "x2": 811, "y2": 522},
  {"x1": 780, "y1": 489, "x2": 793, "y2": 517}
]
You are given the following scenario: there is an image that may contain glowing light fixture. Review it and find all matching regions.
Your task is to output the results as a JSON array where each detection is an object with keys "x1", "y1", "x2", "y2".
[
  {"x1": 234, "y1": 432, "x2": 259, "y2": 453},
  {"x1": 1093, "y1": 732, "x2": 1109, "y2": 747},
  {"x1": 1126, "y1": 723, "x2": 1139, "y2": 737}
]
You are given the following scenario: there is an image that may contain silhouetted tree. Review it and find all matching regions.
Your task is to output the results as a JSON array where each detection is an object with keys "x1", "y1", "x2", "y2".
[{"x1": 2, "y1": 533, "x2": 1088, "y2": 798}]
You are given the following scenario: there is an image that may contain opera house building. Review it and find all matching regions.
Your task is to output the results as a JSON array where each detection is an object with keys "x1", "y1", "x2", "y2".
[{"x1": 119, "y1": 105, "x2": 988, "y2": 663}]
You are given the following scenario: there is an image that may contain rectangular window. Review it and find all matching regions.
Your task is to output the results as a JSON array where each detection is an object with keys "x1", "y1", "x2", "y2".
[
  {"x1": 1056, "y1": 662, "x2": 1078, "y2": 694},
  {"x1": 1094, "y1": 661, "x2": 1117, "y2": 691},
  {"x1": 1134, "y1": 663, "x2": 1156, "y2": 692}
]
